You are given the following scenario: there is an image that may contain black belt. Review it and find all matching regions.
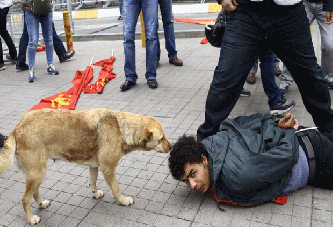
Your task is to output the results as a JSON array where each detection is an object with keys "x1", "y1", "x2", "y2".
[{"x1": 296, "y1": 128, "x2": 317, "y2": 181}]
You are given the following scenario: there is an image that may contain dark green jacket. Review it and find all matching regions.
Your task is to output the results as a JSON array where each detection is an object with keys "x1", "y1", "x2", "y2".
[{"x1": 201, "y1": 113, "x2": 299, "y2": 205}]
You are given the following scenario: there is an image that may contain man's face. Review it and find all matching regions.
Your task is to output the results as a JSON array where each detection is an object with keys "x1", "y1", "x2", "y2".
[{"x1": 180, "y1": 155, "x2": 211, "y2": 193}]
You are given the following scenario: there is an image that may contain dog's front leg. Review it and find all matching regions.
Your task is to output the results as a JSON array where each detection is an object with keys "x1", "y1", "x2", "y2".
[
  {"x1": 101, "y1": 167, "x2": 134, "y2": 206},
  {"x1": 89, "y1": 167, "x2": 104, "y2": 199}
]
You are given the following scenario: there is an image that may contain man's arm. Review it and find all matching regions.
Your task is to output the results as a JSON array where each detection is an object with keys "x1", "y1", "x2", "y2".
[
  {"x1": 278, "y1": 113, "x2": 299, "y2": 130},
  {"x1": 219, "y1": 0, "x2": 239, "y2": 12}
]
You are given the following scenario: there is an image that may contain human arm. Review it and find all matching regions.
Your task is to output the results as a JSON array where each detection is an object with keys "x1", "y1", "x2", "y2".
[
  {"x1": 219, "y1": 0, "x2": 239, "y2": 12},
  {"x1": 325, "y1": 11, "x2": 333, "y2": 24}
]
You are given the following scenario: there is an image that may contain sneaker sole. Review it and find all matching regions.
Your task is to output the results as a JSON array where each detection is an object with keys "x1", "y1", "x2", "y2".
[
  {"x1": 48, "y1": 72, "x2": 59, "y2": 75},
  {"x1": 29, "y1": 78, "x2": 35, "y2": 83},
  {"x1": 270, "y1": 105, "x2": 294, "y2": 116}
]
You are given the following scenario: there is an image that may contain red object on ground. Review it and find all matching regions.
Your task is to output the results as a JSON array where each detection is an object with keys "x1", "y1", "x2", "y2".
[
  {"x1": 29, "y1": 56, "x2": 117, "y2": 111},
  {"x1": 201, "y1": 38, "x2": 208, "y2": 44},
  {"x1": 174, "y1": 18, "x2": 216, "y2": 25}
]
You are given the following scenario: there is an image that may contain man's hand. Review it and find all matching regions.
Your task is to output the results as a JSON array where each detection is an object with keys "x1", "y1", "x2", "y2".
[
  {"x1": 278, "y1": 113, "x2": 299, "y2": 130},
  {"x1": 220, "y1": 0, "x2": 239, "y2": 12},
  {"x1": 325, "y1": 11, "x2": 333, "y2": 25}
]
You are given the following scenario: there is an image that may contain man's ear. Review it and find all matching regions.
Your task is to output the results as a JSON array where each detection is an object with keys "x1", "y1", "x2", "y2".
[{"x1": 201, "y1": 154, "x2": 208, "y2": 166}]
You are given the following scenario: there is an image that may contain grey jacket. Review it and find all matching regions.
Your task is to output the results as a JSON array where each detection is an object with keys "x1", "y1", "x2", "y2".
[{"x1": 201, "y1": 113, "x2": 299, "y2": 205}]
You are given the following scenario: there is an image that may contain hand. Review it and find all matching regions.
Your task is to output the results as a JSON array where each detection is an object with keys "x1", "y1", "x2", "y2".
[
  {"x1": 325, "y1": 11, "x2": 333, "y2": 25},
  {"x1": 220, "y1": 0, "x2": 239, "y2": 12},
  {"x1": 278, "y1": 113, "x2": 299, "y2": 130}
]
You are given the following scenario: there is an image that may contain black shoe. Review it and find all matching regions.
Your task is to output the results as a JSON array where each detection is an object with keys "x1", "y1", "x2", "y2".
[
  {"x1": 16, "y1": 62, "x2": 29, "y2": 71},
  {"x1": 6, "y1": 54, "x2": 17, "y2": 64},
  {"x1": 270, "y1": 98, "x2": 295, "y2": 116},
  {"x1": 240, "y1": 89, "x2": 251, "y2": 97},
  {"x1": 118, "y1": 16, "x2": 122, "y2": 20},
  {"x1": 120, "y1": 80, "x2": 136, "y2": 91},
  {"x1": 59, "y1": 50, "x2": 75, "y2": 63},
  {"x1": 147, "y1": 79, "x2": 158, "y2": 89}
]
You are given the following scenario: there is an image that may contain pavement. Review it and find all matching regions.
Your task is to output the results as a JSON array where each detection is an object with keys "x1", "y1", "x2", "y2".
[{"x1": 1, "y1": 7, "x2": 333, "y2": 227}]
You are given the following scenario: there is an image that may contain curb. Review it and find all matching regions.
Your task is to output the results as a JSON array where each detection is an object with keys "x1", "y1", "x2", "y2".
[
  {"x1": 53, "y1": 3, "x2": 222, "y2": 20},
  {"x1": 59, "y1": 30, "x2": 205, "y2": 42}
]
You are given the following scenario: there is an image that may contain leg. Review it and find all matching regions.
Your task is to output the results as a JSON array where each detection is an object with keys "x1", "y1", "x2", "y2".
[
  {"x1": 100, "y1": 162, "x2": 134, "y2": 206},
  {"x1": 141, "y1": 0, "x2": 158, "y2": 80},
  {"x1": 17, "y1": 14, "x2": 29, "y2": 64},
  {"x1": 269, "y1": 2, "x2": 333, "y2": 133},
  {"x1": 40, "y1": 12, "x2": 53, "y2": 66},
  {"x1": 278, "y1": 64, "x2": 294, "y2": 95},
  {"x1": 159, "y1": 0, "x2": 177, "y2": 59},
  {"x1": 122, "y1": 0, "x2": 140, "y2": 83},
  {"x1": 25, "y1": 12, "x2": 40, "y2": 70},
  {"x1": 246, "y1": 58, "x2": 258, "y2": 84},
  {"x1": 0, "y1": 7, "x2": 17, "y2": 60},
  {"x1": 22, "y1": 165, "x2": 48, "y2": 225},
  {"x1": 52, "y1": 22, "x2": 67, "y2": 58},
  {"x1": 197, "y1": 9, "x2": 261, "y2": 142},
  {"x1": 89, "y1": 167, "x2": 104, "y2": 199}
]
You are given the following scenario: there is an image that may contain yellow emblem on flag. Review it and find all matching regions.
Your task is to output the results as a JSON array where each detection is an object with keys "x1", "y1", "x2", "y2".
[{"x1": 51, "y1": 94, "x2": 72, "y2": 108}]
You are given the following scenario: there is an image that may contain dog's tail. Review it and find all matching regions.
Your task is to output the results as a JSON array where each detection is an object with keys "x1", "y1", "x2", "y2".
[{"x1": 0, "y1": 132, "x2": 16, "y2": 175}]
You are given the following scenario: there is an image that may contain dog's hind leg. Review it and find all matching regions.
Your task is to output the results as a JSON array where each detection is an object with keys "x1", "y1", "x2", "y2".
[
  {"x1": 22, "y1": 167, "x2": 48, "y2": 225},
  {"x1": 100, "y1": 164, "x2": 134, "y2": 206},
  {"x1": 89, "y1": 167, "x2": 104, "y2": 199}
]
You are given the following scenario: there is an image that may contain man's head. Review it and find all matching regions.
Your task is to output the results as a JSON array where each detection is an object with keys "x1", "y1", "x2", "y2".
[{"x1": 168, "y1": 135, "x2": 211, "y2": 193}]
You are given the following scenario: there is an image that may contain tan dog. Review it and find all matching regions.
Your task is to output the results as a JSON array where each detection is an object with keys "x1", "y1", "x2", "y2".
[{"x1": 0, "y1": 108, "x2": 171, "y2": 225}]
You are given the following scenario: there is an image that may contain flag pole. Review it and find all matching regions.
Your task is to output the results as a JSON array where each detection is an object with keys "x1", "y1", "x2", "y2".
[
  {"x1": 90, "y1": 57, "x2": 94, "y2": 66},
  {"x1": 112, "y1": 49, "x2": 114, "y2": 56}
]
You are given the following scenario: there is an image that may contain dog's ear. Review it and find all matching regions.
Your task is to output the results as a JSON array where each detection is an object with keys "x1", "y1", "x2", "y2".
[{"x1": 139, "y1": 128, "x2": 152, "y2": 142}]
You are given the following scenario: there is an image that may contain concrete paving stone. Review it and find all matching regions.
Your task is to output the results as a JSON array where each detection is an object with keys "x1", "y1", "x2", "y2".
[
  {"x1": 312, "y1": 220, "x2": 332, "y2": 227},
  {"x1": 313, "y1": 199, "x2": 332, "y2": 211},
  {"x1": 249, "y1": 221, "x2": 273, "y2": 227},
  {"x1": 172, "y1": 184, "x2": 192, "y2": 197},
  {"x1": 136, "y1": 210, "x2": 158, "y2": 225},
  {"x1": 160, "y1": 203, "x2": 182, "y2": 217},
  {"x1": 82, "y1": 210, "x2": 118, "y2": 226},
  {"x1": 177, "y1": 207, "x2": 199, "y2": 221},
  {"x1": 270, "y1": 213, "x2": 292, "y2": 227},
  {"x1": 118, "y1": 175, "x2": 136, "y2": 186},
  {"x1": 291, "y1": 216, "x2": 311, "y2": 227},
  {"x1": 292, "y1": 205, "x2": 312, "y2": 218},
  {"x1": 122, "y1": 167, "x2": 140, "y2": 177},
  {"x1": 71, "y1": 176, "x2": 89, "y2": 186},
  {"x1": 293, "y1": 194, "x2": 313, "y2": 208},
  {"x1": 312, "y1": 209, "x2": 332, "y2": 223},
  {"x1": 229, "y1": 218, "x2": 252, "y2": 227},
  {"x1": 153, "y1": 214, "x2": 178, "y2": 227},
  {"x1": 69, "y1": 166, "x2": 87, "y2": 176},
  {"x1": 273, "y1": 203, "x2": 294, "y2": 216},
  {"x1": 123, "y1": 185, "x2": 141, "y2": 197},
  {"x1": 69, "y1": 207, "x2": 91, "y2": 220},
  {"x1": 66, "y1": 194, "x2": 87, "y2": 206},
  {"x1": 52, "y1": 181, "x2": 71, "y2": 192},
  {"x1": 313, "y1": 187, "x2": 332, "y2": 200},
  {"x1": 144, "y1": 200, "x2": 165, "y2": 213},
  {"x1": 78, "y1": 197, "x2": 101, "y2": 210},
  {"x1": 56, "y1": 203, "x2": 77, "y2": 216},
  {"x1": 137, "y1": 188, "x2": 155, "y2": 200},
  {"x1": 60, "y1": 217, "x2": 82, "y2": 227}
]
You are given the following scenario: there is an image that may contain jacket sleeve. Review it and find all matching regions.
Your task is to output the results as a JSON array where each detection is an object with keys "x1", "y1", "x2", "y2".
[{"x1": 226, "y1": 127, "x2": 299, "y2": 195}]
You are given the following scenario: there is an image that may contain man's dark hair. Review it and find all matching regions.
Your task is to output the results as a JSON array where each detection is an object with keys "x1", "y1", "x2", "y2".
[{"x1": 168, "y1": 135, "x2": 208, "y2": 180}]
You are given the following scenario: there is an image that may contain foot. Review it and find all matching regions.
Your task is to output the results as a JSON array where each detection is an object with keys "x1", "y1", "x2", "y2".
[
  {"x1": 169, "y1": 57, "x2": 183, "y2": 66},
  {"x1": 279, "y1": 83, "x2": 289, "y2": 96},
  {"x1": 47, "y1": 64, "x2": 59, "y2": 75},
  {"x1": 92, "y1": 190, "x2": 104, "y2": 199},
  {"x1": 274, "y1": 66, "x2": 282, "y2": 77},
  {"x1": 29, "y1": 69, "x2": 35, "y2": 83},
  {"x1": 28, "y1": 215, "x2": 41, "y2": 225},
  {"x1": 240, "y1": 89, "x2": 251, "y2": 97},
  {"x1": 16, "y1": 62, "x2": 29, "y2": 71},
  {"x1": 246, "y1": 72, "x2": 256, "y2": 84},
  {"x1": 156, "y1": 59, "x2": 159, "y2": 68},
  {"x1": 59, "y1": 50, "x2": 75, "y2": 63},
  {"x1": 39, "y1": 200, "x2": 51, "y2": 209},
  {"x1": 119, "y1": 196, "x2": 134, "y2": 206},
  {"x1": 325, "y1": 75, "x2": 333, "y2": 89},
  {"x1": 6, "y1": 54, "x2": 17, "y2": 64},
  {"x1": 270, "y1": 98, "x2": 295, "y2": 116},
  {"x1": 0, "y1": 63, "x2": 5, "y2": 71},
  {"x1": 147, "y1": 79, "x2": 158, "y2": 89},
  {"x1": 118, "y1": 16, "x2": 122, "y2": 20},
  {"x1": 120, "y1": 80, "x2": 136, "y2": 91}
]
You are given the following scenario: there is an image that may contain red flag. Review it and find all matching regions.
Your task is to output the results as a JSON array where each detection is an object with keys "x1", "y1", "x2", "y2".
[
  {"x1": 201, "y1": 38, "x2": 208, "y2": 44},
  {"x1": 29, "y1": 66, "x2": 93, "y2": 111},
  {"x1": 82, "y1": 56, "x2": 117, "y2": 94},
  {"x1": 174, "y1": 18, "x2": 216, "y2": 25}
]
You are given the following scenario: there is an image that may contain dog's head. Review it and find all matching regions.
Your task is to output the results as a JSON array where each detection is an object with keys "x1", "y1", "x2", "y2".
[{"x1": 139, "y1": 118, "x2": 171, "y2": 153}]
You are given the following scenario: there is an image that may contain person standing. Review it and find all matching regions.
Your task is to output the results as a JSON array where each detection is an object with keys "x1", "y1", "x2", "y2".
[
  {"x1": 197, "y1": 0, "x2": 333, "y2": 143},
  {"x1": 16, "y1": 19, "x2": 75, "y2": 71},
  {"x1": 118, "y1": 0, "x2": 123, "y2": 20},
  {"x1": 279, "y1": 0, "x2": 333, "y2": 94},
  {"x1": 0, "y1": 0, "x2": 17, "y2": 71},
  {"x1": 21, "y1": 0, "x2": 59, "y2": 83},
  {"x1": 120, "y1": 0, "x2": 158, "y2": 91},
  {"x1": 156, "y1": 0, "x2": 183, "y2": 68}
]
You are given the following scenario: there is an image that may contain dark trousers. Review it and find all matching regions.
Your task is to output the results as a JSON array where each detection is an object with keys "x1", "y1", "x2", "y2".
[
  {"x1": 197, "y1": 2, "x2": 333, "y2": 142},
  {"x1": 17, "y1": 16, "x2": 66, "y2": 64},
  {"x1": 0, "y1": 7, "x2": 17, "y2": 64}
]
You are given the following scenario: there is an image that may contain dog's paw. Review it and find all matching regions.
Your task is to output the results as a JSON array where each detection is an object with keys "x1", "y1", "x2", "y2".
[
  {"x1": 28, "y1": 215, "x2": 41, "y2": 225},
  {"x1": 93, "y1": 190, "x2": 104, "y2": 199},
  {"x1": 39, "y1": 200, "x2": 50, "y2": 209},
  {"x1": 119, "y1": 196, "x2": 134, "y2": 206}
]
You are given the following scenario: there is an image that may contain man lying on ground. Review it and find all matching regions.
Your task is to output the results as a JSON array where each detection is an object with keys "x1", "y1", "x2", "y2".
[{"x1": 169, "y1": 113, "x2": 333, "y2": 206}]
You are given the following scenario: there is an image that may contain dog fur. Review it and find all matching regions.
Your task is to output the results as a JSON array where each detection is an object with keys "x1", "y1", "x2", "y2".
[{"x1": 0, "y1": 108, "x2": 171, "y2": 225}]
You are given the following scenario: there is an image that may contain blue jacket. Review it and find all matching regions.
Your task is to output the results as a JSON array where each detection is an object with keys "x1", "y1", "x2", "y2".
[{"x1": 201, "y1": 113, "x2": 299, "y2": 205}]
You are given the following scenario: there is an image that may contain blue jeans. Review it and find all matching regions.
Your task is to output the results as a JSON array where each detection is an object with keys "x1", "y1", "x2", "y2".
[
  {"x1": 250, "y1": 53, "x2": 279, "y2": 73},
  {"x1": 0, "y1": 7, "x2": 17, "y2": 65},
  {"x1": 25, "y1": 11, "x2": 53, "y2": 70},
  {"x1": 156, "y1": 0, "x2": 177, "y2": 60},
  {"x1": 197, "y1": 2, "x2": 333, "y2": 142},
  {"x1": 122, "y1": 0, "x2": 158, "y2": 82},
  {"x1": 18, "y1": 15, "x2": 66, "y2": 64},
  {"x1": 119, "y1": 0, "x2": 123, "y2": 15}
]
